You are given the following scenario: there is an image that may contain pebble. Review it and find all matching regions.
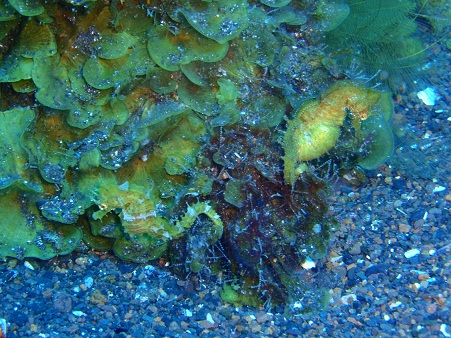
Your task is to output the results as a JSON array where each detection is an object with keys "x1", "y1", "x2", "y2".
[
  {"x1": 425, "y1": 303, "x2": 437, "y2": 314},
  {"x1": 365, "y1": 264, "x2": 388, "y2": 276},
  {"x1": 340, "y1": 294, "x2": 357, "y2": 305},
  {"x1": 389, "y1": 301, "x2": 402, "y2": 309},
  {"x1": 199, "y1": 319, "x2": 215, "y2": 330},
  {"x1": 53, "y1": 292, "x2": 73, "y2": 313},
  {"x1": 301, "y1": 256, "x2": 316, "y2": 269},
  {"x1": 24, "y1": 261, "x2": 34, "y2": 270},
  {"x1": 84, "y1": 276, "x2": 94, "y2": 288},
  {"x1": 349, "y1": 243, "x2": 361, "y2": 255},
  {"x1": 398, "y1": 223, "x2": 411, "y2": 233},
  {"x1": 255, "y1": 311, "x2": 273, "y2": 323},
  {"x1": 0, "y1": 319, "x2": 6, "y2": 337},
  {"x1": 404, "y1": 248, "x2": 421, "y2": 258},
  {"x1": 168, "y1": 321, "x2": 180, "y2": 331},
  {"x1": 432, "y1": 185, "x2": 446, "y2": 193},
  {"x1": 183, "y1": 309, "x2": 193, "y2": 317},
  {"x1": 441, "y1": 324, "x2": 451, "y2": 337},
  {"x1": 393, "y1": 199, "x2": 403, "y2": 207},
  {"x1": 206, "y1": 313, "x2": 215, "y2": 324}
]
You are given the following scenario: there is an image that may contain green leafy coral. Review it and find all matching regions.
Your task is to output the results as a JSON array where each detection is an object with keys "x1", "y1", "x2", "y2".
[{"x1": 0, "y1": 107, "x2": 37, "y2": 190}]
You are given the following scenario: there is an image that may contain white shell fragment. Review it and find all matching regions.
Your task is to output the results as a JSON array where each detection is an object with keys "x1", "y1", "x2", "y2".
[
  {"x1": 301, "y1": 256, "x2": 316, "y2": 270},
  {"x1": 404, "y1": 248, "x2": 421, "y2": 258},
  {"x1": 24, "y1": 261, "x2": 34, "y2": 270},
  {"x1": 0, "y1": 318, "x2": 6, "y2": 337},
  {"x1": 389, "y1": 301, "x2": 402, "y2": 309},
  {"x1": 340, "y1": 294, "x2": 357, "y2": 305},
  {"x1": 441, "y1": 324, "x2": 451, "y2": 338},
  {"x1": 183, "y1": 309, "x2": 193, "y2": 317},
  {"x1": 432, "y1": 185, "x2": 446, "y2": 193},
  {"x1": 206, "y1": 313, "x2": 215, "y2": 324},
  {"x1": 417, "y1": 87, "x2": 437, "y2": 106}
]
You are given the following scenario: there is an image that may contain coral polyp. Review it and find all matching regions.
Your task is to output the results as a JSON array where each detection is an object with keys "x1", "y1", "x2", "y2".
[{"x1": 283, "y1": 82, "x2": 383, "y2": 185}]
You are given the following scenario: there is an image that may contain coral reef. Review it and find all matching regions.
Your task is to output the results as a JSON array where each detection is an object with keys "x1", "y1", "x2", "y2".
[{"x1": 0, "y1": 0, "x2": 435, "y2": 308}]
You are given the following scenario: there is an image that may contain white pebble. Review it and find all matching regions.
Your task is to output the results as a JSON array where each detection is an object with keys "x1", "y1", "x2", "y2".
[
  {"x1": 84, "y1": 276, "x2": 94, "y2": 288},
  {"x1": 432, "y1": 186, "x2": 446, "y2": 193},
  {"x1": 183, "y1": 309, "x2": 193, "y2": 317},
  {"x1": 72, "y1": 310, "x2": 86, "y2": 317},
  {"x1": 417, "y1": 87, "x2": 437, "y2": 106},
  {"x1": 206, "y1": 313, "x2": 215, "y2": 324},
  {"x1": 389, "y1": 301, "x2": 402, "y2": 309},
  {"x1": 301, "y1": 256, "x2": 316, "y2": 270},
  {"x1": 24, "y1": 261, "x2": 34, "y2": 270},
  {"x1": 413, "y1": 282, "x2": 421, "y2": 291},
  {"x1": 340, "y1": 294, "x2": 357, "y2": 305},
  {"x1": 0, "y1": 318, "x2": 6, "y2": 336},
  {"x1": 441, "y1": 324, "x2": 451, "y2": 337},
  {"x1": 404, "y1": 248, "x2": 420, "y2": 258},
  {"x1": 312, "y1": 223, "x2": 322, "y2": 234}
]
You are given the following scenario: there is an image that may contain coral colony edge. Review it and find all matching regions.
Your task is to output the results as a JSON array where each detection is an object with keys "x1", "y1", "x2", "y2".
[{"x1": 0, "y1": 0, "x2": 442, "y2": 309}]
